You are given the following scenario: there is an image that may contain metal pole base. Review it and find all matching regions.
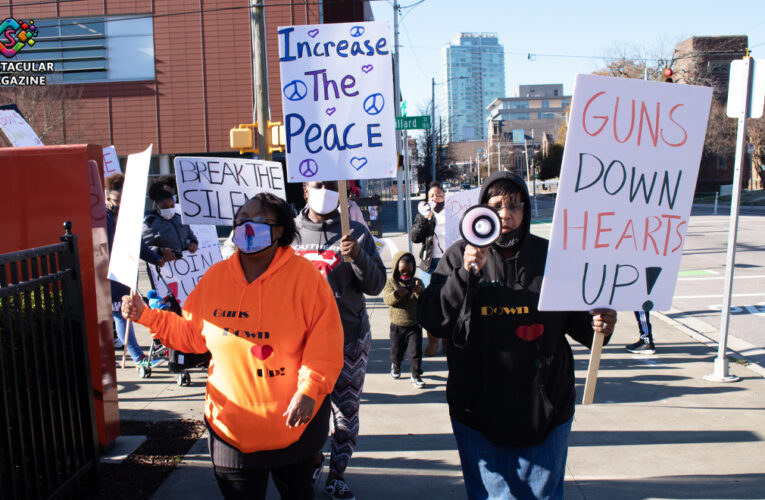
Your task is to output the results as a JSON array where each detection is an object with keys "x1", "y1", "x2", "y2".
[
  {"x1": 703, "y1": 373, "x2": 740, "y2": 383},
  {"x1": 703, "y1": 358, "x2": 740, "y2": 383}
]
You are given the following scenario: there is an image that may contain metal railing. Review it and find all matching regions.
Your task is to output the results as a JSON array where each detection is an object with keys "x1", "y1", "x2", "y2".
[{"x1": 0, "y1": 222, "x2": 99, "y2": 499}]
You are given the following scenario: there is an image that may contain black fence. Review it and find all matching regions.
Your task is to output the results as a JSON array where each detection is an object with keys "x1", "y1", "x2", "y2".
[{"x1": 0, "y1": 222, "x2": 99, "y2": 499}]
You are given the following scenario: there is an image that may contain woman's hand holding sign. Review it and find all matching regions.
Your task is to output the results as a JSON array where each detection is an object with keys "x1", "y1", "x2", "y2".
[{"x1": 589, "y1": 308, "x2": 617, "y2": 336}]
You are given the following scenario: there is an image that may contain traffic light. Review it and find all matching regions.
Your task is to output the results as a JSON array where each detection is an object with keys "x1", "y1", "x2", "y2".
[
  {"x1": 230, "y1": 123, "x2": 259, "y2": 154},
  {"x1": 229, "y1": 121, "x2": 286, "y2": 155},
  {"x1": 663, "y1": 67, "x2": 674, "y2": 83}
]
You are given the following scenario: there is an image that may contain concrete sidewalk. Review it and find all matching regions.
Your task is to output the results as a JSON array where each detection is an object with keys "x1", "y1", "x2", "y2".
[{"x1": 112, "y1": 232, "x2": 765, "y2": 499}]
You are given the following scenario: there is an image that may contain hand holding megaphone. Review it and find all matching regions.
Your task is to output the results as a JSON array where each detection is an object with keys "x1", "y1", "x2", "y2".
[
  {"x1": 459, "y1": 205, "x2": 501, "y2": 274},
  {"x1": 418, "y1": 200, "x2": 436, "y2": 217}
]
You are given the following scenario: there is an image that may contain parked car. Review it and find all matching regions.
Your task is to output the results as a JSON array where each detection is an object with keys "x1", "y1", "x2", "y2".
[{"x1": 461, "y1": 183, "x2": 471, "y2": 190}]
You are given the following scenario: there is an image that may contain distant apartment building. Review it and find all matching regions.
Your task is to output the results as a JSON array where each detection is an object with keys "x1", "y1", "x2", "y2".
[
  {"x1": 442, "y1": 32, "x2": 505, "y2": 143},
  {"x1": 486, "y1": 84, "x2": 570, "y2": 174}
]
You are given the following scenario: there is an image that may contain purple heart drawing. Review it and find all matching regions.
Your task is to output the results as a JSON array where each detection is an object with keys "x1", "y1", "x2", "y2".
[
  {"x1": 350, "y1": 157, "x2": 368, "y2": 171},
  {"x1": 307, "y1": 29, "x2": 319, "y2": 38},
  {"x1": 361, "y1": 65, "x2": 374, "y2": 74},
  {"x1": 325, "y1": 107, "x2": 336, "y2": 116}
]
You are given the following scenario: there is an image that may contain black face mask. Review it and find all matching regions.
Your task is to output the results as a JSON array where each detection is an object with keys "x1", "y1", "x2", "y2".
[
  {"x1": 494, "y1": 226, "x2": 525, "y2": 248},
  {"x1": 434, "y1": 202, "x2": 445, "y2": 213}
]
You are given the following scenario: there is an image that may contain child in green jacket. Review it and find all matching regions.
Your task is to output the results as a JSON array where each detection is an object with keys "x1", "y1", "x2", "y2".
[{"x1": 383, "y1": 251, "x2": 426, "y2": 388}]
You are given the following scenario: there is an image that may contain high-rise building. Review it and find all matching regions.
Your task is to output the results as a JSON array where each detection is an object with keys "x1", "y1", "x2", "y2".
[{"x1": 442, "y1": 32, "x2": 505, "y2": 143}]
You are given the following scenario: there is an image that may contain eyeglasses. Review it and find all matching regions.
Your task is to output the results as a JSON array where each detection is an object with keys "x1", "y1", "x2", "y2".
[{"x1": 487, "y1": 202, "x2": 524, "y2": 213}]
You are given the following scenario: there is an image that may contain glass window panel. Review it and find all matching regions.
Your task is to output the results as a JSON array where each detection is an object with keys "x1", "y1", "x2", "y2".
[
  {"x1": 62, "y1": 38, "x2": 106, "y2": 48},
  {"x1": 63, "y1": 70, "x2": 106, "y2": 81},
  {"x1": 61, "y1": 18, "x2": 105, "y2": 37},
  {"x1": 64, "y1": 48, "x2": 106, "y2": 58},
  {"x1": 63, "y1": 59, "x2": 105, "y2": 70}
]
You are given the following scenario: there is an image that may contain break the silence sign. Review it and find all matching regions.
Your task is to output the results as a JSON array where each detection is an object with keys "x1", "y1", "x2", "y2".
[
  {"x1": 149, "y1": 224, "x2": 223, "y2": 307},
  {"x1": 539, "y1": 75, "x2": 712, "y2": 312},
  {"x1": 278, "y1": 21, "x2": 396, "y2": 182},
  {"x1": 174, "y1": 156, "x2": 287, "y2": 225}
]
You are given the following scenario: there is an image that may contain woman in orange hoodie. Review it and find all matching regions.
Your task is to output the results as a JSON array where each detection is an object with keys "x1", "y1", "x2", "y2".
[{"x1": 122, "y1": 193, "x2": 343, "y2": 500}]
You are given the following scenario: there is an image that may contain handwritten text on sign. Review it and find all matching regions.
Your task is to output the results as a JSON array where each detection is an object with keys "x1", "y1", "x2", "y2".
[
  {"x1": 278, "y1": 21, "x2": 396, "y2": 182},
  {"x1": 149, "y1": 225, "x2": 222, "y2": 307},
  {"x1": 174, "y1": 156, "x2": 286, "y2": 225},
  {"x1": 539, "y1": 75, "x2": 712, "y2": 312},
  {"x1": 0, "y1": 108, "x2": 43, "y2": 147}
]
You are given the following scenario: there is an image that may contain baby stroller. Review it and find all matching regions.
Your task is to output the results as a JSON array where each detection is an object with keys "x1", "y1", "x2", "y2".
[{"x1": 143, "y1": 266, "x2": 211, "y2": 386}]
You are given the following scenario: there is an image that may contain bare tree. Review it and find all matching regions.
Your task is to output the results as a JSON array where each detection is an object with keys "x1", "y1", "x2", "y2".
[{"x1": 0, "y1": 84, "x2": 84, "y2": 146}]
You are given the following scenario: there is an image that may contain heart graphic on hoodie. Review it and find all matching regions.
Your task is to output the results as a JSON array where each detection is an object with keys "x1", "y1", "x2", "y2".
[
  {"x1": 516, "y1": 324, "x2": 544, "y2": 342},
  {"x1": 251, "y1": 344, "x2": 273, "y2": 360}
]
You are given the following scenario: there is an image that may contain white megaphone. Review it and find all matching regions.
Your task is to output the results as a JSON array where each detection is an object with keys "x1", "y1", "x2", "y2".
[
  {"x1": 459, "y1": 205, "x2": 501, "y2": 273},
  {"x1": 418, "y1": 200, "x2": 437, "y2": 216}
]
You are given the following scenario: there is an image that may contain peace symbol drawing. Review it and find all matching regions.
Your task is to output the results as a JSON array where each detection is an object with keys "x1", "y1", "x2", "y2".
[
  {"x1": 363, "y1": 93, "x2": 385, "y2": 115},
  {"x1": 349, "y1": 26, "x2": 365, "y2": 37},
  {"x1": 299, "y1": 158, "x2": 319, "y2": 177},
  {"x1": 283, "y1": 80, "x2": 308, "y2": 102}
]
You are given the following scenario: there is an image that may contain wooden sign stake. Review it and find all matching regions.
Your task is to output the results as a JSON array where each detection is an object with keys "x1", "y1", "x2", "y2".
[{"x1": 582, "y1": 330, "x2": 606, "y2": 405}]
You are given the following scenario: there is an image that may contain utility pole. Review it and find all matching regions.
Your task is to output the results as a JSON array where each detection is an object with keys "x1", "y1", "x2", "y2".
[
  {"x1": 393, "y1": 0, "x2": 404, "y2": 231},
  {"x1": 431, "y1": 77, "x2": 436, "y2": 184},
  {"x1": 251, "y1": 0, "x2": 270, "y2": 160}
]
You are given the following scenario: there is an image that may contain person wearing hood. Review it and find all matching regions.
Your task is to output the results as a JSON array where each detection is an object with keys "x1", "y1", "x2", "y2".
[
  {"x1": 122, "y1": 193, "x2": 343, "y2": 499},
  {"x1": 293, "y1": 180, "x2": 386, "y2": 500},
  {"x1": 410, "y1": 181, "x2": 447, "y2": 356},
  {"x1": 383, "y1": 251, "x2": 426, "y2": 388},
  {"x1": 104, "y1": 173, "x2": 165, "y2": 369},
  {"x1": 417, "y1": 171, "x2": 616, "y2": 500},
  {"x1": 142, "y1": 181, "x2": 198, "y2": 264}
]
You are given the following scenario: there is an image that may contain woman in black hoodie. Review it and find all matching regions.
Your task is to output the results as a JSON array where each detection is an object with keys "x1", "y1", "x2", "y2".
[{"x1": 418, "y1": 171, "x2": 616, "y2": 499}]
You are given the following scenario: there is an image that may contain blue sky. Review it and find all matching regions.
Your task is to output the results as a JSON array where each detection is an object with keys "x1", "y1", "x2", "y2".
[{"x1": 371, "y1": 0, "x2": 765, "y2": 125}]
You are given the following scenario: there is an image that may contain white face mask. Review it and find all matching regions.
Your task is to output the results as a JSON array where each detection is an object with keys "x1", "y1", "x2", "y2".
[
  {"x1": 159, "y1": 208, "x2": 175, "y2": 220},
  {"x1": 307, "y1": 187, "x2": 339, "y2": 215}
]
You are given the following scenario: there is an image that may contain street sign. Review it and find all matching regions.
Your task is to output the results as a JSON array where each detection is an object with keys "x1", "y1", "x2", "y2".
[
  {"x1": 395, "y1": 115, "x2": 432, "y2": 130},
  {"x1": 727, "y1": 58, "x2": 765, "y2": 119}
]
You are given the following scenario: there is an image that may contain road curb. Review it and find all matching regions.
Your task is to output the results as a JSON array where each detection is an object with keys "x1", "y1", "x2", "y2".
[{"x1": 653, "y1": 310, "x2": 765, "y2": 379}]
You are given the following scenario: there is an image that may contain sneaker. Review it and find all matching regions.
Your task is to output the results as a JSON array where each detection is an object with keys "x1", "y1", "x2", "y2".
[
  {"x1": 325, "y1": 477, "x2": 355, "y2": 500},
  {"x1": 150, "y1": 357, "x2": 166, "y2": 368},
  {"x1": 390, "y1": 363, "x2": 401, "y2": 379},
  {"x1": 311, "y1": 453, "x2": 324, "y2": 485},
  {"x1": 410, "y1": 376, "x2": 426, "y2": 389},
  {"x1": 627, "y1": 339, "x2": 656, "y2": 354}
]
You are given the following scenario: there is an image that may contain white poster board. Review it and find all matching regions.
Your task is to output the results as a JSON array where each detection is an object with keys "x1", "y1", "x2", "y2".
[
  {"x1": 108, "y1": 145, "x2": 153, "y2": 288},
  {"x1": 0, "y1": 108, "x2": 43, "y2": 146},
  {"x1": 539, "y1": 75, "x2": 712, "y2": 311},
  {"x1": 174, "y1": 156, "x2": 287, "y2": 225},
  {"x1": 444, "y1": 188, "x2": 481, "y2": 249},
  {"x1": 148, "y1": 224, "x2": 223, "y2": 307},
  {"x1": 103, "y1": 146, "x2": 121, "y2": 178},
  {"x1": 727, "y1": 58, "x2": 765, "y2": 119},
  {"x1": 278, "y1": 21, "x2": 396, "y2": 182}
]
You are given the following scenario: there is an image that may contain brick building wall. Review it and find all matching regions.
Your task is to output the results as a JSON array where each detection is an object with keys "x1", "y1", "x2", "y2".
[{"x1": 1, "y1": 0, "x2": 338, "y2": 156}]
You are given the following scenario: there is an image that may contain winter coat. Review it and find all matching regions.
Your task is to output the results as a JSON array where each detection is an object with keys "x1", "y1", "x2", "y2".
[
  {"x1": 141, "y1": 211, "x2": 198, "y2": 255},
  {"x1": 293, "y1": 207, "x2": 386, "y2": 345},
  {"x1": 417, "y1": 171, "x2": 612, "y2": 447},
  {"x1": 383, "y1": 251, "x2": 424, "y2": 327}
]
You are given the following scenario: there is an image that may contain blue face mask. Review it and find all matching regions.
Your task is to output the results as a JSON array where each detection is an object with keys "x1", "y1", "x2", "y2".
[{"x1": 232, "y1": 221, "x2": 275, "y2": 254}]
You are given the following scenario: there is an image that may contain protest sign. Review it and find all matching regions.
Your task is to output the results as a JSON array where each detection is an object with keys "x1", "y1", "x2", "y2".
[
  {"x1": 0, "y1": 104, "x2": 43, "y2": 146},
  {"x1": 278, "y1": 21, "x2": 396, "y2": 182},
  {"x1": 539, "y1": 75, "x2": 712, "y2": 311},
  {"x1": 108, "y1": 145, "x2": 153, "y2": 288},
  {"x1": 445, "y1": 188, "x2": 480, "y2": 249},
  {"x1": 103, "y1": 146, "x2": 121, "y2": 178},
  {"x1": 148, "y1": 224, "x2": 223, "y2": 306},
  {"x1": 174, "y1": 156, "x2": 287, "y2": 225},
  {"x1": 355, "y1": 196, "x2": 382, "y2": 237}
]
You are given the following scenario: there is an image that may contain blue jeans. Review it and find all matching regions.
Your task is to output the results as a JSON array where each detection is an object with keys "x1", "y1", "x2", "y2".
[
  {"x1": 451, "y1": 417, "x2": 572, "y2": 500},
  {"x1": 113, "y1": 310, "x2": 144, "y2": 363}
]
